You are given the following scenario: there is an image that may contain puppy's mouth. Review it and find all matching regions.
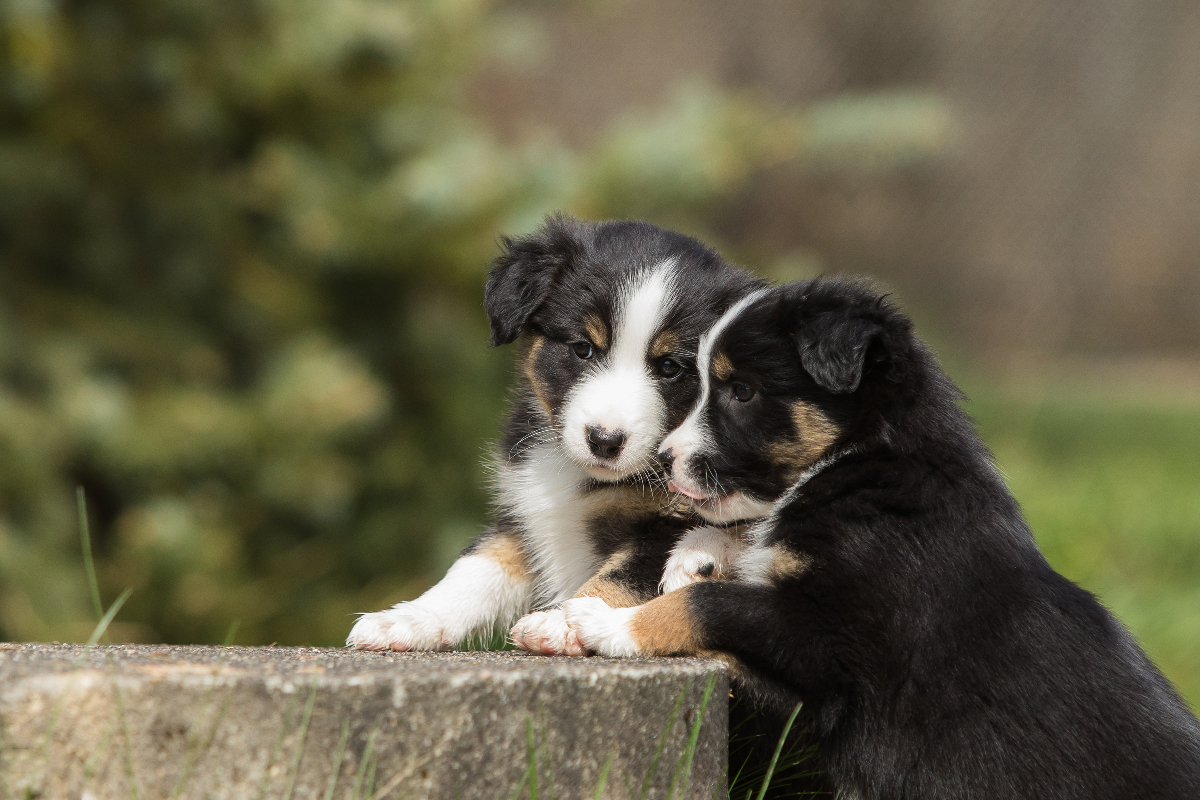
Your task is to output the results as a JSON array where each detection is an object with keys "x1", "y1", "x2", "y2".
[{"x1": 667, "y1": 479, "x2": 713, "y2": 501}]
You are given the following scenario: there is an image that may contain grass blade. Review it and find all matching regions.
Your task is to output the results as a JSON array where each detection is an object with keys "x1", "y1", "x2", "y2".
[
  {"x1": 223, "y1": 620, "x2": 241, "y2": 646},
  {"x1": 592, "y1": 749, "x2": 615, "y2": 800},
  {"x1": 281, "y1": 681, "x2": 318, "y2": 800},
  {"x1": 667, "y1": 673, "x2": 719, "y2": 799},
  {"x1": 86, "y1": 587, "x2": 133, "y2": 646},
  {"x1": 322, "y1": 720, "x2": 351, "y2": 800},
  {"x1": 77, "y1": 487, "x2": 105, "y2": 623},
  {"x1": 526, "y1": 718, "x2": 539, "y2": 800},
  {"x1": 639, "y1": 681, "x2": 690, "y2": 800},
  {"x1": 754, "y1": 702, "x2": 803, "y2": 800}
]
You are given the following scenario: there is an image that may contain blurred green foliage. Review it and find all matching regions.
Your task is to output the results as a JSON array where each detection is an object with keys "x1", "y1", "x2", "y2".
[{"x1": 0, "y1": 0, "x2": 953, "y2": 647}]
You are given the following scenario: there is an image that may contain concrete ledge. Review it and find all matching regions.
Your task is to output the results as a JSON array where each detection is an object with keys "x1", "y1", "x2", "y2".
[{"x1": 0, "y1": 644, "x2": 727, "y2": 799}]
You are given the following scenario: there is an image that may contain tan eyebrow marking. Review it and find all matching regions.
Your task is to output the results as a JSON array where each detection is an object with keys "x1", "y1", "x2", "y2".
[
  {"x1": 584, "y1": 314, "x2": 608, "y2": 350},
  {"x1": 711, "y1": 352, "x2": 734, "y2": 381},
  {"x1": 650, "y1": 329, "x2": 680, "y2": 359}
]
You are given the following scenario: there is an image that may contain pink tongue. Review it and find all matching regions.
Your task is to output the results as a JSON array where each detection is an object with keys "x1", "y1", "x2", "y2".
[{"x1": 668, "y1": 480, "x2": 709, "y2": 501}]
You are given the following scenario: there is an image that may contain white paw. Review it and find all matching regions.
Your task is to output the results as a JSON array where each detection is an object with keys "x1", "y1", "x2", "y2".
[
  {"x1": 561, "y1": 597, "x2": 639, "y2": 658},
  {"x1": 509, "y1": 609, "x2": 585, "y2": 656},
  {"x1": 347, "y1": 603, "x2": 455, "y2": 651},
  {"x1": 659, "y1": 527, "x2": 743, "y2": 594}
]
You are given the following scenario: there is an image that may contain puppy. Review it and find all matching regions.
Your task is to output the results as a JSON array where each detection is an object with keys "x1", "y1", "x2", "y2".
[
  {"x1": 564, "y1": 279, "x2": 1200, "y2": 799},
  {"x1": 347, "y1": 215, "x2": 762, "y2": 653}
]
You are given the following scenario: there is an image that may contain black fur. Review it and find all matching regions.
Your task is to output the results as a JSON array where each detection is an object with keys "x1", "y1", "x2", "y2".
[
  {"x1": 481, "y1": 215, "x2": 763, "y2": 605},
  {"x1": 680, "y1": 278, "x2": 1200, "y2": 799}
]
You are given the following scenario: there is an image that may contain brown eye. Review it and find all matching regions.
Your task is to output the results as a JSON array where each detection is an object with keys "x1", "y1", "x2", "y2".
[
  {"x1": 657, "y1": 358, "x2": 682, "y2": 378},
  {"x1": 571, "y1": 341, "x2": 594, "y2": 360},
  {"x1": 732, "y1": 382, "x2": 755, "y2": 402}
]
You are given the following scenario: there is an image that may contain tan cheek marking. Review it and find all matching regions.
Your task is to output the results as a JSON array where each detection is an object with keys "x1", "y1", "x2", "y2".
[
  {"x1": 650, "y1": 329, "x2": 681, "y2": 359},
  {"x1": 767, "y1": 401, "x2": 841, "y2": 478},
  {"x1": 629, "y1": 589, "x2": 702, "y2": 655},
  {"x1": 522, "y1": 335, "x2": 553, "y2": 418},
  {"x1": 584, "y1": 314, "x2": 608, "y2": 351},
  {"x1": 476, "y1": 533, "x2": 531, "y2": 582},
  {"x1": 711, "y1": 352, "x2": 733, "y2": 381}
]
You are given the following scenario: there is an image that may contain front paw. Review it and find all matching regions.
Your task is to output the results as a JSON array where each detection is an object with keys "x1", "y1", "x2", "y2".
[
  {"x1": 347, "y1": 604, "x2": 453, "y2": 651},
  {"x1": 561, "y1": 597, "x2": 639, "y2": 658},
  {"x1": 509, "y1": 610, "x2": 585, "y2": 656},
  {"x1": 660, "y1": 527, "x2": 742, "y2": 594}
]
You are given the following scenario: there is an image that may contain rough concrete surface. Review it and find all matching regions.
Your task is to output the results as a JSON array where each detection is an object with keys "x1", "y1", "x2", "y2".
[{"x1": 0, "y1": 644, "x2": 727, "y2": 799}]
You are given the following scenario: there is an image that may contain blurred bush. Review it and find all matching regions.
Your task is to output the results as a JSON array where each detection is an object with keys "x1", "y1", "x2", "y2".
[{"x1": 0, "y1": 0, "x2": 951, "y2": 645}]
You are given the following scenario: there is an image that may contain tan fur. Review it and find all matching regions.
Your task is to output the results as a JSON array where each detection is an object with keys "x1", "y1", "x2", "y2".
[
  {"x1": 696, "y1": 649, "x2": 750, "y2": 682},
  {"x1": 584, "y1": 314, "x2": 608, "y2": 350},
  {"x1": 767, "y1": 401, "x2": 840, "y2": 478},
  {"x1": 476, "y1": 533, "x2": 531, "y2": 581},
  {"x1": 585, "y1": 484, "x2": 668, "y2": 518},
  {"x1": 651, "y1": 329, "x2": 681, "y2": 359},
  {"x1": 767, "y1": 548, "x2": 812, "y2": 582},
  {"x1": 711, "y1": 352, "x2": 734, "y2": 381},
  {"x1": 575, "y1": 549, "x2": 642, "y2": 607},
  {"x1": 629, "y1": 589, "x2": 702, "y2": 655},
  {"x1": 576, "y1": 576, "x2": 641, "y2": 608},
  {"x1": 522, "y1": 335, "x2": 553, "y2": 418}
]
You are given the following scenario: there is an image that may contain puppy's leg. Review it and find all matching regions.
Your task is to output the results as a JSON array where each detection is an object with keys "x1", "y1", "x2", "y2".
[
  {"x1": 348, "y1": 528, "x2": 532, "y2": 651},
  {"x1": 511, "y1": 537, "x2": 670, "y2": 655},
  {"x1": 660, "y1": 525, "x2": 745, "y2": 594},
  {"x1": 564, "y1": 560, "x2": 809, "y2": 663}
]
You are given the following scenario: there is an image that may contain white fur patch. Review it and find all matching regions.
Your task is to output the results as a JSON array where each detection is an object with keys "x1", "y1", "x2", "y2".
[
  {"x1": 735, "y1": 543, "x2": 785, "y2": 585},
  {"x1": 347, "y1": 554, "x2": 531, "y2": 650},
  {"x1": 660, "y1": 526, "x2": 745, "y2": 593},
  {"x1": 494, "y1": 443, "x2": 602, "y2": 605},
  {"x1": 509, "y1": 609, "x2": 585, "y2": 656},
  {"x1": 561, "y1": 596, "x2": 640, "y2": 657},
  {"x1": 561, "y1": 265, "x2": 677, "y2": 481}
]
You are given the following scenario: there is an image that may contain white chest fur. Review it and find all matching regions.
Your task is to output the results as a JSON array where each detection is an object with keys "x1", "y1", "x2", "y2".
[{"x1": 495, "y1": 443, "x2": 603, "y2": 605}]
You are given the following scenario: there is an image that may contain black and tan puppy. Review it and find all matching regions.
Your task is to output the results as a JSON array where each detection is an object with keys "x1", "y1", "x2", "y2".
[
  {"x1": 348, "y1": 215, "x2": 762, "y2": 653},
  {"x1": 564, "y1": 279, "x2": 1200, "y2": 799}
]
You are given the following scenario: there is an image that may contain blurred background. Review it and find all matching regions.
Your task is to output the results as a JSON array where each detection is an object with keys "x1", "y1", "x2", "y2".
[{"x1": 0, "y1": 0, "x2": 1196, "y2": 706}]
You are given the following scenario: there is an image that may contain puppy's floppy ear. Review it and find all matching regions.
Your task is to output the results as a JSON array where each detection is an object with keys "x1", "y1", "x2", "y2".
[
  {"x1": 484, "y1": 215, "x2": 584, "y2": 347},
  {"x1": 785, "y1": 286, "x2": 882, "y2": 394}
]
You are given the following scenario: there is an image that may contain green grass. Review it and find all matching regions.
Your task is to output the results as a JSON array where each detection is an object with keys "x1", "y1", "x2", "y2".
[{"x1": 967, "y1": 385, "x2": 1200, "y2": 710}]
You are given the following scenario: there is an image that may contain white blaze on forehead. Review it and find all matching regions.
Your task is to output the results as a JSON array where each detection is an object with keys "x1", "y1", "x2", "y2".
[
  {"x1": 611, "y1": 264, "x2": 677, "y2": 366},
  {"x1": 560, "y1": 262, "x2": 678, "y2": 479},
  {"x1": 661, "y1": 288, "x2": 770, "y2": 460}
]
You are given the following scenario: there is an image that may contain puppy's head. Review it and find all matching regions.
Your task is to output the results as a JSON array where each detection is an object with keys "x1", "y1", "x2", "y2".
[
  {"x1": 659, "y1": 278, "x2": 913, "y2": 523},
  {"x1": 486, "y1": 215, "x2": 763, "y2": 482}
]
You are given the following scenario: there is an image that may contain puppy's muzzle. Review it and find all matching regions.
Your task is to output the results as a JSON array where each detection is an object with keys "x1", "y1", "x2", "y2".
[{"x1": 586, "y1": 425, "x2": 627, "y2": 460}]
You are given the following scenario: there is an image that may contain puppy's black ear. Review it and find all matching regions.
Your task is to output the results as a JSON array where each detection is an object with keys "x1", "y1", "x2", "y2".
[
  {"x1": 789, "y1": 295, "x2": 882, "y2": 394},
  {"x1": 484, "y1": 215, "x2": 584, "y2": 347}
]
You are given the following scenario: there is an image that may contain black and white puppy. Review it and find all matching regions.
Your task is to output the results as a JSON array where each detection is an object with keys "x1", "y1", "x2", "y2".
[
  {"x1": 347, "y1": 215, "x2": 762, "y2": 653},
  {"x1": 563, "y1": 279, "x2": 1200, "y2": 799}
]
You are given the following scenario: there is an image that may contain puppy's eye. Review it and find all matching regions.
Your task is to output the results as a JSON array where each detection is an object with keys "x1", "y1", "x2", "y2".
[
  {"x1": 570, "y1": 341, "x2": 594, "y2": 360},
  {"x1": 657, "y1": 358, "x2": 682, "y2": 379},
  {"x1": 732, "y1": 383, "x2": 756, "y2": 402}
]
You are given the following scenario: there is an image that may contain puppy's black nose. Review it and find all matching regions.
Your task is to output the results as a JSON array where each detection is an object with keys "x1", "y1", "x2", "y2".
[
  {"x1": 657, "y1": 448, "x2": 675, "y2": 471},
  {"x1": 586, "y1": 425, "x2": 626, "y2": 460}
]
